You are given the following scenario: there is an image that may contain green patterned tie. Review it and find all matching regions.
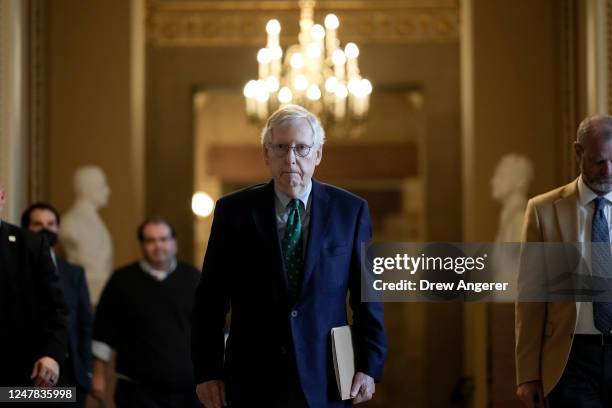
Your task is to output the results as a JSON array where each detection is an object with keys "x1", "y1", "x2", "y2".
[{"x1": 282, "y1": 199, "x2": 303, "y2": 299}]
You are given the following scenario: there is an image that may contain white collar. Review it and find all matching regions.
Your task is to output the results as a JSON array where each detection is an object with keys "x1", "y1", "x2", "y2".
[
  {"x1": 139, "y1": 258, "x2": 177, "y2": 281},
  {"x1": 274, "y1": 180, "x2": 312, "y2": 210}
]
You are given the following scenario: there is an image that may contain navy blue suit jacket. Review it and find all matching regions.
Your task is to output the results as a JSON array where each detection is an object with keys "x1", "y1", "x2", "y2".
[
  {"x1": 0, "y1": 222, "x2": 68, "y2": 385},
  {"x1": 192, "y1": 180, "x2": 387, "y2": 407},
  {"x1": 56, "y1": 258, "x2": 92, "y2": 390}
]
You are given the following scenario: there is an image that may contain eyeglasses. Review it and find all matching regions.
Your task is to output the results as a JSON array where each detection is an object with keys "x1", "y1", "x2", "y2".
[{"x1": 266, "y1": 143, "x2": 315, "y2": 158}]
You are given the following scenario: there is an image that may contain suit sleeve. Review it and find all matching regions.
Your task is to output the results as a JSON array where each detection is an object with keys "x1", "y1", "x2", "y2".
[
  {"x1": 348, "y1": 201, "x2": 388, "y2": 382},
  {"x1": 33, "y1": 236, "x2": 69, "y2": 365},
  {"x1": 515, "y1": 198, "x2": 547, "y2": 385},
  {"x1": 75, "y1": 267, "x2": 93, "y2": 375},
  {"x1": 192, "y1": 200, "x2": 232, "y2": 384}
]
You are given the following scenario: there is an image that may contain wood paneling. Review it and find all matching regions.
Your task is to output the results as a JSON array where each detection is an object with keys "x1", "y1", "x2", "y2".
[{"x1": 206, "y1": 143, "x2": 418, "y2": 182}]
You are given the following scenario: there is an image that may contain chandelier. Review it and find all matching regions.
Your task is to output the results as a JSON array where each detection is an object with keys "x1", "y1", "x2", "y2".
[{"x1": 243, "y1": 0, "x2": 372, "y2": 127}]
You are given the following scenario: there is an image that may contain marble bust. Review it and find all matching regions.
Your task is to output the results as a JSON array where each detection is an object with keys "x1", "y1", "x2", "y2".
[
  {"x1": 489, "y1": 154, "x2": 534, "y2": 299},
  {"x1": 491, "y1": 153, "x2": 534, "y2": 243},
  {"x1": 59, "y1": 165, "x2": 113, "y2": 304}
]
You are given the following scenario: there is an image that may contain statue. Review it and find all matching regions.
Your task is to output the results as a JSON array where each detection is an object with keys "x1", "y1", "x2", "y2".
[
  {"x1": 60, "y1": 165, "x2": 113, "y2": 304},
  {"x1": 488, "y1": 153, "x2": 534, "y2": 301},
  {"x1": 491, "y1": 154, "x2": 534, "y2": 243}
]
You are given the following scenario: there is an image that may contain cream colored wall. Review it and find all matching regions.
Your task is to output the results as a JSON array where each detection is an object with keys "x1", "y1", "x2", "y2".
[{"x1": 47, "y1": 0, "x2": 145, "y2": 270}]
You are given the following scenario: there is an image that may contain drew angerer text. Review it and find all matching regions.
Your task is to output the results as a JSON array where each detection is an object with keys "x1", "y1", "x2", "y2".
[{"x1": 372, "y1": 279, "x2": 509, "y2": 293}]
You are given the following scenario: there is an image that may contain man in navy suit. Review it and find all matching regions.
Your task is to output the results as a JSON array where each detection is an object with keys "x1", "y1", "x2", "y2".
[
  {"x1": 22, "y1": 202, "x2": 93, "y2": 407},
  {"x1": 192, "y1": 104, "x2": 387, "y2": 408}
]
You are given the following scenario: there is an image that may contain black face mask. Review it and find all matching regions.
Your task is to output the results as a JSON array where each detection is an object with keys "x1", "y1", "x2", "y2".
[{"x1": 39, "y1": 229, "x2": 58, "y2": 247}]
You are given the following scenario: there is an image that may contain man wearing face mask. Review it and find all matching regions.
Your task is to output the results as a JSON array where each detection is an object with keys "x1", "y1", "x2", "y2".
[
  {"x1": 0, "y1": 190, "x2": 68, "y2": 388},
  {"x1": 21, "y1": 202, "x2": 92, "y2": 407}
]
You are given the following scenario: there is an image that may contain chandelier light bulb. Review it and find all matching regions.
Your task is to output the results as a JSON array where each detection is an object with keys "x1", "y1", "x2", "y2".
[
  {"x1": 266, "y1": 19, "x2": 281, "y2": 35},
  {"x1": 278, "y1": 87, "x2": 293, "y2": 103},
  {"x1": 344, "y1": 42, "x2": 359, "y2": 59},
  {"x1": 347, "y1": 78, "x2": 361, "y2": 95},
  {"x1": 310, "y1": 24, "x2": 325, "y2": 41},
  {"x1": 257, "y1": 48, "x2": 271, "y2": 64},
  {"x1": 349, "y1": 78, "x2": 373, "y2": 97},
  {"x1": 336, "y1": 84, "x2": 348, "y2": 98},
  {"x1": 265, "y1": 76, "x2": 280, "y2": 92},
  {"x1": 243, "y1": 80, "x2": 258, "y2": 98},
  {"x1": 325, "y1": 76, "x2": 339, "y2": 93},
  {"x1": 361, "y1": 78, "x2": 373, "y2": 95},
  {"x1": 270, "y1": 46, "x2": 283, "y2": 60},
  {"x1": 331, "y1": 49, "x2": 346, "y2": 65},
  {"x1": 294, "y1": 74, "x2": 308, "y2": 91},
  {"x1": 306, "y1": 43, "x2": 321, "y2": 58},
  {"x1": 306, "y1": 85, "x2": 322, "y2": 101},
  {"x1": 290, "y1": 53, "x2": 305, "y2": 69},
  {"x1": 255, "y1": 80, "x2": 270, "y2": 102},
  {"x1": 255, "y1": 91, "x2": 270, "y2": 103},
  {"x1": 324, "y1": 14, "x2": 339, "y2": 30}
]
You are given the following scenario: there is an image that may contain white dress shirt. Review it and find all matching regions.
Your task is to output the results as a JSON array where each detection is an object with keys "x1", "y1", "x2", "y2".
[
  {"x1": 575, "y1": 176, "x2": 612, "y2": 334},
  {"x1": 274, "y1": 181, "x2": 312, "y2": 250}
]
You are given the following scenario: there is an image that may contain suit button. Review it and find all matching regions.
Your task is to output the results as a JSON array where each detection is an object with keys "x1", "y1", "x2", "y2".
[
  {"x1": 280, "y1": 346, "x2": 287, "y2": 355},
  {"x1": 291, "y1": 310, "x2": 298, "y2": 318}
]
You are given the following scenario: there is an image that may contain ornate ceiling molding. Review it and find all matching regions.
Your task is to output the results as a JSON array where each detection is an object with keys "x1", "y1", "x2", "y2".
[{"x1": 146, "y1": 0, "x2": 459, "y2": 47}]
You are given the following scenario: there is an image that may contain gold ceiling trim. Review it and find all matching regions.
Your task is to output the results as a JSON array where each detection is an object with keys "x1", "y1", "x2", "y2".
[
  {"x1": 148, "y1": 1, "x2": 458, "y2": 12},
  {"x1": 146, "y1": 0, "x2": 459, "y2": 47}
]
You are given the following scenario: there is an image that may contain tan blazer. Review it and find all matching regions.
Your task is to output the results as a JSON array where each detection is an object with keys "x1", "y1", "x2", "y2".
[{"x1": 515, "y1": 178, "x2": 581, "y2": 396}]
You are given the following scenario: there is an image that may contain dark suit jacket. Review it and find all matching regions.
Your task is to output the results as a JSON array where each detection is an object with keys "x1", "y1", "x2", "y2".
[
  {"x1": 0, "y1": 222, "x2": 68, "y2": 386},
  {"x1": 192, "y1": 180, "x2": 387, "y2": 408},
  {"x1": 56, "y1": 258, "x2": 92, "y2": 390}
]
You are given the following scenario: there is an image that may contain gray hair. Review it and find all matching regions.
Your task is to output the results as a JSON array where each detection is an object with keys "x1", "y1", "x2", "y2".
[
  {"x1": 576, "y1": 115, "x2": 612, "y2": 145},
  {"x1": 260, "y1": 104, "x2": 325, "y2": 146}
]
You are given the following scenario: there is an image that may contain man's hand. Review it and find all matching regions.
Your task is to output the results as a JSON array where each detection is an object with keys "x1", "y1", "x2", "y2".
[
  {"x1": 30, "y1": 357, "x2": 59, "y2": 387},
  {"x1": 516, "y1": 380, "x2": 545, "y2": 408},
  {"x1": 91, "y1": 372, "x2": 106, "y2": 400},
  {"x1": 196, "y1": 380, "x2": 227, "y2": 408},
  {"x1": 90, "y1": 359, "x2": 106, "y2": 400},
  {"x1": 350, "y1": 371, "x2": 375, "y2": 405}
]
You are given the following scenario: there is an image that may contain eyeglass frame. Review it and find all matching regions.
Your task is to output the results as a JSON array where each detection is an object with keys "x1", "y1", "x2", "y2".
[{"x1": 265, "y1": 142, "x2": 317, "y2": 158}]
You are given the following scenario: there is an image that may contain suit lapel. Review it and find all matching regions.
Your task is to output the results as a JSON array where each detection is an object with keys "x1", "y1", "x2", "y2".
[
  {"x1": 551, "y1": 179, "x2": 581, "y2": 319},
  {"x1": 553, "y1": 179, "x2": 579, "y2": 243},
  {"x1": 251, "y1": 181, "x2": 288, "y2": 290},
  {"x1": 0, "y1": 222, "x2": 18, "y2": 289},
  {"x1": 0, "y1": 223, "x2": 8, "y2": 277},
  {"x1": 300, "y1": 180, "x2": 331, "y2": 300}
]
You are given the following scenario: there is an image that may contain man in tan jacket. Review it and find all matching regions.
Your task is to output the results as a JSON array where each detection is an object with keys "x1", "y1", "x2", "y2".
[{"x1": 516, "y1": 115, "x2": 612, "y2": 407}]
